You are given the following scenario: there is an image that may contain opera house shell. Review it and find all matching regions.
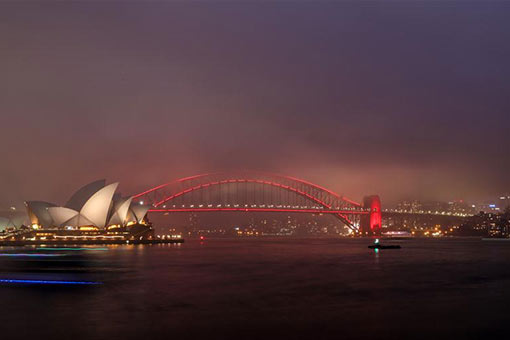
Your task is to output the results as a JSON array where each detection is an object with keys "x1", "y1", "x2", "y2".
[
  {"x1": 0, "y1": 215, "x2": 27, "y2": 232},
  {"x1": 25, "y1": 180, "x2": 149, "y2": 229}
]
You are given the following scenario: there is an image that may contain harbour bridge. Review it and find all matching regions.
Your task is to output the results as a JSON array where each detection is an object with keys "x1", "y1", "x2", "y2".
[{"x1": 133, "y1": 172, "x2": 382, "y2": 234}]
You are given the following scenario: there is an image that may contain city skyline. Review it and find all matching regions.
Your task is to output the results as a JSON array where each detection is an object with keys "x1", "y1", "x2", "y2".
[{"x1": 1, "y1": 1, "x2": 509, "y2": 207}]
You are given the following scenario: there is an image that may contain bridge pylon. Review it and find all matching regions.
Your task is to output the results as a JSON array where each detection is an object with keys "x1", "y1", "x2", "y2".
[{"x1": 360, "y1": 195, "x2": 382, "y2": 235}]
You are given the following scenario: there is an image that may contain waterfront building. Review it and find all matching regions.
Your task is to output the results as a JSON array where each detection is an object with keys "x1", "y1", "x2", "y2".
[
  {"x1": 0, "y1": 214, "x2": 27, "y2": 233},
  {"x1": 0, "y1": 180, "x2": 156, "y2": 244},
  {"x1": 25, "y1": 180, "x2": 149, "y2": 230}
]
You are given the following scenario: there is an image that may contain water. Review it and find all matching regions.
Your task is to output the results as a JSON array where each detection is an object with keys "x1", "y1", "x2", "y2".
[{"x1": 1, "y1": 238, "x2": 510, "y2": 339}]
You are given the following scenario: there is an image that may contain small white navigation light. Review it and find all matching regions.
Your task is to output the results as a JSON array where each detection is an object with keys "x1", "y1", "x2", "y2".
[
  {"x1": 374, "y1": 238, "x2": 380, "y2": 244},
  {"x1": 139, "y1": 201, "x2": 144, "y2": 205}
]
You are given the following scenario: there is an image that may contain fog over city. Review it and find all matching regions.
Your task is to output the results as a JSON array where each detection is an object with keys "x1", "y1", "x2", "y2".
[{"x1": 1, "y1": 1, "x2": 509, "y2": 207}]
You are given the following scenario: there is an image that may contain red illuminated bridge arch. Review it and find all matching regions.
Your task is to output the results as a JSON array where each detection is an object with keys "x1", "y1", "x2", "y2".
[{"x1": 133, "y1": 172, "x2": 381, "y2": 233}]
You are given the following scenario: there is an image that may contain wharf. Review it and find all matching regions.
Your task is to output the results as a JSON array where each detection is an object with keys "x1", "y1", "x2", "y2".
[{"x1": 0, "y1": 239, "x2": 184, "y2": 247}]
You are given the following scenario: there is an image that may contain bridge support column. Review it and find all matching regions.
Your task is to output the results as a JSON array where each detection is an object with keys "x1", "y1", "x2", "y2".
[{"x1": 361, "y1": 195, "x2": 382, "y2": 235}]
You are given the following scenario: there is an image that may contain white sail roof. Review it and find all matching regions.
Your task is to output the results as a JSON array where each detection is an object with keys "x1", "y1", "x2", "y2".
[
  {"x1": 130, "y1": 204, "x2": 150, "y2": 223},
  {"x1": 65, "y1": 179, "x2": 106, "y2": 211},
  {"x1": 0, "y1": 217, "x2": 13, "y2": 231},
  {"x1": 25, "y1": 201, "x2": 56, "y2": 227},
  {"x1": 48, "y1": 207, "x2": 79, "y2": 227},
  {"x1": 109, "y1": 197, "x2": 133, "y2": 226},
  {"x1": 61, "y1": 213, "x2": 95, "y2": 228},
  {"x1": 10, "y1": 214, "x2": 29, "y2": 228},
  {"x1": 80, "y1": 182, "x2": 119, "y2": 228},
  {"x1": 26, "y1": 180, "x2": 132, "y2": 229}
]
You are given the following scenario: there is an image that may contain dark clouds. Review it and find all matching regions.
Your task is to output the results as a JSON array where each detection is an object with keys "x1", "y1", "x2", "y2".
[{"x1": 0, "y1": 1, "x2": 509, "y2": 207}]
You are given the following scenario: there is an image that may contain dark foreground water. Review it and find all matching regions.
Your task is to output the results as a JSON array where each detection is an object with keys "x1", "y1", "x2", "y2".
[{"x1": 1, "y1": 238, "x2": 510, "y2": 340}]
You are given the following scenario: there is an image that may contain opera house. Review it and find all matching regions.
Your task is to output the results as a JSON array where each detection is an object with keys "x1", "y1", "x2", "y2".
[
  {"x1": 1, "y1": 180, "x2": 155, "y2": 243},
  {"x1": 0, "y1": 215, "x2": 26, "y2": 233}
]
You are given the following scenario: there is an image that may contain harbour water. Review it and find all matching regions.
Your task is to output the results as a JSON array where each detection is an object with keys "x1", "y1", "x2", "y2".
[{"x1": 1, "y1": 238, "x2": 509, "y2": 339}]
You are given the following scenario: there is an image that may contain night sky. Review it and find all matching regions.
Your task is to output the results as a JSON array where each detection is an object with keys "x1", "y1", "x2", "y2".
[{"x1": 1, "y1": 1, "x2": 509, "y2": 208}]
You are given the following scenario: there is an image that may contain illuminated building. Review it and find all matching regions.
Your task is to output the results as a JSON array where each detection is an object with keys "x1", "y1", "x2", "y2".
[
  {"x1": 25, "y1": 180, "x2": 149, "y2": 230},
  {"x1": 0, "y1": 180, "x2": 162, "y2": 244},
  {"x1": 0, "y1": 215, "x2": 26, "y2": 233}
]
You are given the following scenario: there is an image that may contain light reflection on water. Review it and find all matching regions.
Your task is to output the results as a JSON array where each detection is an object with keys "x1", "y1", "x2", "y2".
[{"x1": 0, "y1": 238, "x2": 509, "y2": 339}]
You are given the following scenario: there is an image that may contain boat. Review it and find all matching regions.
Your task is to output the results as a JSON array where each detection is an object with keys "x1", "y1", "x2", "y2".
[
  {"x1": 368, "y1": 239, "x2": 401, "y2": 249},
  {"x1": 368, "y1": 244, "x2": 401, "y2": 249},
  {"x1": 381, "y1": 231, "x2": 413, "y2": 240}
]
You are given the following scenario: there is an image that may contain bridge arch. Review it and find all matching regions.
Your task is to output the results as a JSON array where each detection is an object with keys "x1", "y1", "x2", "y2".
[{"x1": 133, "y1": 172, "x2": 371, "y2": 231}]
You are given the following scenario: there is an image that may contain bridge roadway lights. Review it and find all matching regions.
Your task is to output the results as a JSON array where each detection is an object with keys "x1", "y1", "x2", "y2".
[
  {"x1": 148, "y1": 207, "x2": 368, "y2": 215},
  {"x1": 361, "y1": 195, "x2": 382, "y2": 235},
  {"x1": 134, "y1": 172, "x2": 376, "y2": 232}
]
